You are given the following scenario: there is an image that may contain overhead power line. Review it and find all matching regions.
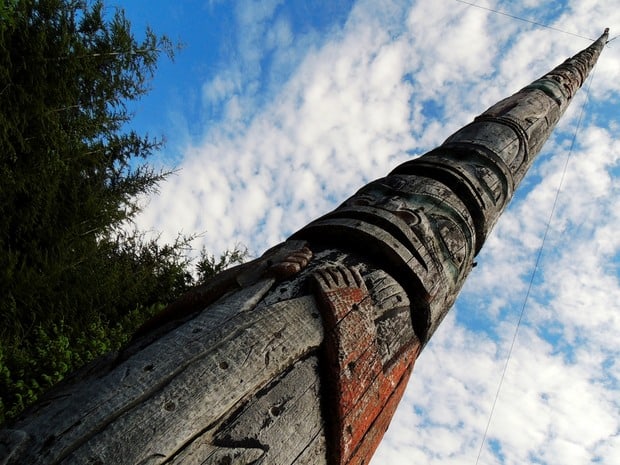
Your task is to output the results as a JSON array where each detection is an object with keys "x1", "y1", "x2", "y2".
[
  {"x1": 472, "y1": 38, "x2": 604, "y2": 465},
  {"x1": 455, "y1": 0, "x2": 596, "y2": 41}
]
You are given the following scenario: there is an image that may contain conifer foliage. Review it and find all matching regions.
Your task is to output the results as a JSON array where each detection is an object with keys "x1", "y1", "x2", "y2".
[{"x1": 0, "y1": 0, "x2": 234, "y2": 424}]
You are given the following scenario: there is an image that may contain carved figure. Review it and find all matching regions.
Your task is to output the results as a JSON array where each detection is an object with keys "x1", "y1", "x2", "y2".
[
  {"x1": 313, "y1": 265, "x2": 420, "y2": 464},
  {"x1": 131, "y1": 242, "x2": 314, "y2": 341}
]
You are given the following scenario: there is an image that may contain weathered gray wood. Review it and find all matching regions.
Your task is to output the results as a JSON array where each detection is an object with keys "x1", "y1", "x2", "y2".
[
  {"x1": 4, "y1": 281, "x2": 324, "y2": 465},
  {"x1": 9, "y1": 280, "x2": 273, "y2": 461},
  {"x1": 165, "y1": 357, "x2": 326, "y2": 465},
  {"x1": 187, "y1": 445, "x2": 264, "y2": 465},
  {"x1": 213, "y1": 356, "x2": 325, "y2": 464},
  {"x1": 66, "y1": 296, "x2": 323, "y2": 465}
]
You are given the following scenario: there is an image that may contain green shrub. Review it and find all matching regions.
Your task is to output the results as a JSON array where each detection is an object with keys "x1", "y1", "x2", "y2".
[{"x1": 0, "y1": 303, "x2": 164, "y2": 425}]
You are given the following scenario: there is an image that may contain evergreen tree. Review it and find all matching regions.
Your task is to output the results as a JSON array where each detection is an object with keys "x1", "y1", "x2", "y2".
[{"x1": 0, "y1": 0, "x2": 242, "y2": 424}]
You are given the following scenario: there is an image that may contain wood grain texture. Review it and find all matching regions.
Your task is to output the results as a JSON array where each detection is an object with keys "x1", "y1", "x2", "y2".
[
  {"x1": 5, "y1": 281, "x2": 324, "y2": 465},
  {"x1": 213, "y1": 356, "x2": 326, "y2": 464}
]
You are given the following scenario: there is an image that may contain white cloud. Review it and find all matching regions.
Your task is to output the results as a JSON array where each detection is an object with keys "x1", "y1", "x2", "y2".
[{"x1": 202, "y1": 71, "x2": 242, "y2": 105}]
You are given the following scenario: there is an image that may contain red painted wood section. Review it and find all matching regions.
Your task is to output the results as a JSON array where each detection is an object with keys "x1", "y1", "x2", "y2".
[
  {"x1": 314, "y1": 266, "x2": 421, "y2": 465},
  {"x1": 346, "y1": 354, "x2": 417, "y2": 465}
]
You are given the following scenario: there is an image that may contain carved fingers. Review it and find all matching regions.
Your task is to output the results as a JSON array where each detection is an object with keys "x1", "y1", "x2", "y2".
[
  {"x1": 312, "y1": 265, "x2": 367, "y2": 293},
  {"x1": 312, "y1": 265, "x2": 370, "y2": 326},
  {"x1": 268, "y1": 246, "x2": 313, "y2": 280}
]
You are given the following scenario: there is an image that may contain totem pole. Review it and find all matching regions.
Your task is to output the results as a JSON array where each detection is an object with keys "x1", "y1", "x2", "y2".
[{"x1": 0, "y1": 29, "x2": 608, "y2": 465}]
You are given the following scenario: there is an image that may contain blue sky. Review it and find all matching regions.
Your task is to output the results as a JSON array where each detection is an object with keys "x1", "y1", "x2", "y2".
[{"x1": 117, "y1": 1, "x2": 619, "y2": 463}]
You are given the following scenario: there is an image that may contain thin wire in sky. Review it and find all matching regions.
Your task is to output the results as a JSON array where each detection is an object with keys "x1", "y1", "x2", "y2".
[
  {"x1": 473, "y1": 51, "x2": 603, "y2": 465},
  {"x1": 455, "y1": 0, "x2": 596, "y2": 41}
]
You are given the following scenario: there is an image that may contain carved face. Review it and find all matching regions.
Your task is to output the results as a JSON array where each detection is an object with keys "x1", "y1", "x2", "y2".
[
  {"x1": 348, "y1": 176, "x2": 431, "y2": 221},
  {"x1": 345, "y1": 188, "x2": 424, "y2": 228},
  {"x1": 342, "y1": 176, "x2": 473, "y2": 284}
]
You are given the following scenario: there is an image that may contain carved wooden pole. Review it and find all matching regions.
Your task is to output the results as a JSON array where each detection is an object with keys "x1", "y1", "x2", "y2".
[{"x1": 0, "y1": 29, "x2": 608, "y2": 465}]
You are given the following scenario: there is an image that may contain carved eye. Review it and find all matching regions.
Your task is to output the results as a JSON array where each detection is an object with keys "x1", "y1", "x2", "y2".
[
  {"x1": 347, "y1": 194, "x2": 374, "y2": 207},
  {"x1": 393, "y1": 208, "x2": 420, "y2": 226}
]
